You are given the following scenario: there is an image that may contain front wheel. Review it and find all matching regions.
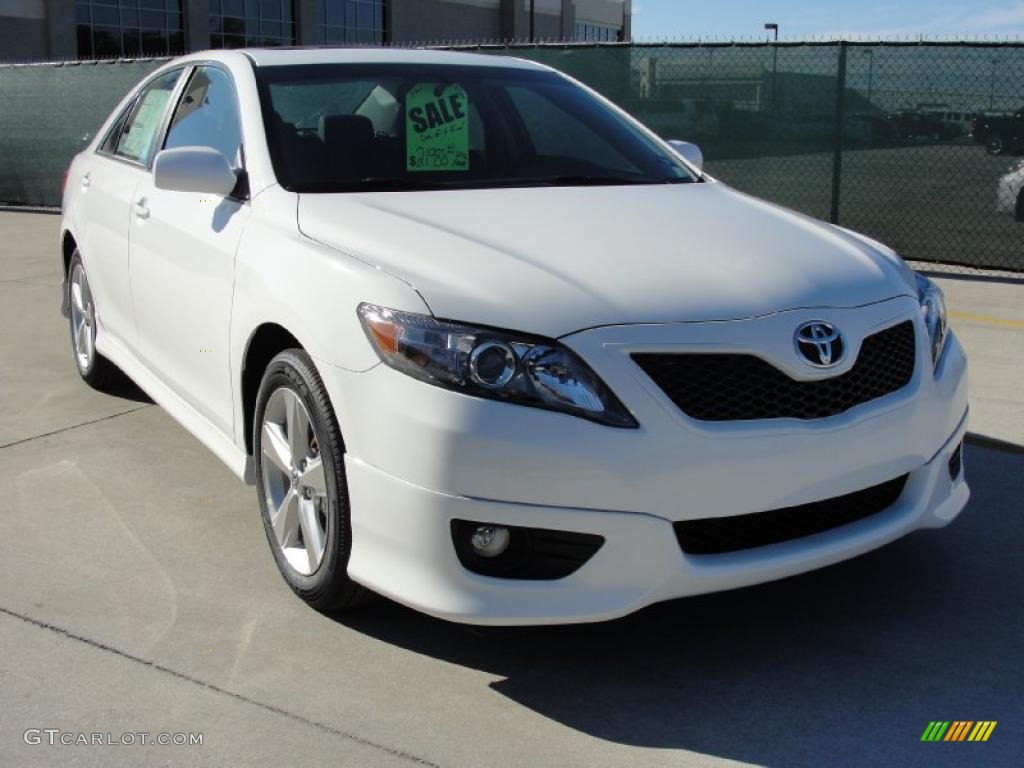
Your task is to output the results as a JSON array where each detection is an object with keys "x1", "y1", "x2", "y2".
[
  {"x1": 986, "y1": 136, "x2": 1005, "y2": 155},
  {"x1": 253, "y1": 349, "x2": 366, "y2": 612},
  {"x1": 67, "y1": 250, "x2": 116, "y2": 390}
]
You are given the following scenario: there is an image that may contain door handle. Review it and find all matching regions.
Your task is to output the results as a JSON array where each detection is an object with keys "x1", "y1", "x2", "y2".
[{"x1": 133, "y1": 199, "x2": 150, "y2": 220}]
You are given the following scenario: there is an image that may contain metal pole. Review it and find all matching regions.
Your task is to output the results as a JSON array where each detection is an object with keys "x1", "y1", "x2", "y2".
[
  {"x1": 830, "y1": 42, "x2": 848, "y2": 225},
  {"x1": 764, "y1": 23, "x2": 779, "y2": 117},
  {"x1": 866, "y1": 50, "x2": 874, "y2": 105},
  {"x1": 530, "y1": 0, "x2": 535, "y2": 43},
  {"x1": 989, "y1": 57, "x2": 998, "y2": 111},
  {"x1": 771, "y1": 45, "x2": 778, "y2": 115}
]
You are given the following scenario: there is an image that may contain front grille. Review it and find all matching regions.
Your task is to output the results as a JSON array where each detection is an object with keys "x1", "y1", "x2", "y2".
[
  {"x1": 674, "y1": 474, "x2": 908, "y2": 555},
  {"x1": 632, "y1": 320, "x2": 916, "y2": 422}
]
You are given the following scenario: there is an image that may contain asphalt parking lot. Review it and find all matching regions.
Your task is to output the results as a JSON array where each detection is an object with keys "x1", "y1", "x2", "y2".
[{"x1": 1, "y1": 210, "x2": 1022, "y2": 767}]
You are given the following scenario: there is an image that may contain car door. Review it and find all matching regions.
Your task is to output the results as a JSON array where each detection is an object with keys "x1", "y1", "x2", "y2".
[
  {"x1": 129, "y1": 64, "x2": 249, "y2": 437},
  {"x1": 75, "y1": 68, "x2": 183, "y2": 350}
]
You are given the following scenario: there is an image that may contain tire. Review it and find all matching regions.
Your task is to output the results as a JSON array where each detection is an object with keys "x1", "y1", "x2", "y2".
[
  {"x1": 1016, "y1": 190, "x2": 1024, "y2": 223},
  {"x1": 67, "y1": 250, "x2": 117, "y2": 390},
  {"x1": 253, "y1": 348, "x2": 366, "y2": 612},
  {"x1": 986, "y1": 136, "x2": 1005, "y2": 155}
]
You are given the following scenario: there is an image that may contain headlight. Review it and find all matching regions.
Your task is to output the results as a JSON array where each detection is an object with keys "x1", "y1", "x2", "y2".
[
  {"x1": 357, "y1": 303, "x2": 638, "y2": 428},
  {"x1": 915, "y1": 273, "x2": 948, "y2": 366}
]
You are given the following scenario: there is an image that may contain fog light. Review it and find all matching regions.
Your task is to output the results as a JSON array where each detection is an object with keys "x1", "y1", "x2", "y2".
[
  {"x1": 469, "y1": 341, "x2": 517, "y2": 389},
  {"x1": 469, "y1": 525, "x2": 511, "y2": 558}
]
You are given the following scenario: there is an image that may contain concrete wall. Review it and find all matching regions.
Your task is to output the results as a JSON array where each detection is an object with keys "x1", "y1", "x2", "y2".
[
  {"x1": 574, "y1": 0, "x2": 626, "y2": 27},
  {"x1": 0, "y1": 0, "x2": 49, "y2": 60},
  {"x1": 0, "y1": 0, "x2": 631, "y2": 60},
  {"x1": 390, "y1": 0, "x2": 503, "y2": 43},
  {"x1": 390, "y1": 1, "x2": 628, "y2": 43}
]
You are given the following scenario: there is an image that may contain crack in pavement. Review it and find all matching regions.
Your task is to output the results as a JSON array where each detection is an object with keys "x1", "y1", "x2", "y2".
[
  {"x1": 0, "y1": 606, "x2": 440, "y2": 767},
  {"x1": 0, "y1": 406, "x2": 154, "y2": 452}
]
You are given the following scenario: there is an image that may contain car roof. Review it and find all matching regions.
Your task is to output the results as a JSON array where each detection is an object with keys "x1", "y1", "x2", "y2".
[{"x1": 186, "y1": 46, "x2": 551, "y2": 71}]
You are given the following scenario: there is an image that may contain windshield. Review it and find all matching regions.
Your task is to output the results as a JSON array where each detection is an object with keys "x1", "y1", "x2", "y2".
[{"x1": 255, "y1": 63, "x2": 698, "y2": 192}]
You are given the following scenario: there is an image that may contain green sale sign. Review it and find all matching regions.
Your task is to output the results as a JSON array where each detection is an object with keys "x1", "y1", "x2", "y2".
[{"x1": 405, "y1": 83, "x2": 470, "y2": 172}]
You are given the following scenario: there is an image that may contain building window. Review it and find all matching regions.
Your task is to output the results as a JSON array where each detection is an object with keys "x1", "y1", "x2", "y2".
[
  {"x1": 574, "y1": 23, "x2": 619, "y2": 42},
  {"x1": 75, "y1": 0, "x2": 184, "y2": 58},
  {"x1": 210, "y1": 0, "x2": 296, "y2": 49},
  {"x1": 316, "y1": 0, "x2": 386, "y2": 45}
]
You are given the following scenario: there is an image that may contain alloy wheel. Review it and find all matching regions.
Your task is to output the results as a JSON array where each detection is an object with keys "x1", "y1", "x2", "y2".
[
  {"x1": 69, "y1": 263, "x2": 95, "y2": 373},
  {"x1": 259, "y1": 387, "x2": 329, "y2": 576}
]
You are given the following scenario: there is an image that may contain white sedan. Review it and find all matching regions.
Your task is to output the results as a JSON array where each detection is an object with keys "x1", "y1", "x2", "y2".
[
  {"x1": 997, "y1": 160, "x2": 1024, "y2": 220},
  {"x1": 60, "y1": 48, "x2": 969, "y2": 625}
]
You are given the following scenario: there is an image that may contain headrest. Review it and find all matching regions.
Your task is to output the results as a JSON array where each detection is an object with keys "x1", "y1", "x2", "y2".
[{"x1": 321, "y1": 114, "x2": 375, "y2": 147}]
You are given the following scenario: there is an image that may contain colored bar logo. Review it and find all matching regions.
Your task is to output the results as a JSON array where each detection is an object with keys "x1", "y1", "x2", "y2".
[{"x1": 921, "y1": 721, "x2": 997, "y2": 742}]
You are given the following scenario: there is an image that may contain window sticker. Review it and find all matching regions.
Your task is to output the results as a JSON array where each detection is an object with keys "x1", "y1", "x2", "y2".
[
  {"x1": 119, "y1": 89, "x2": 172, "y2": 162},
  {"x1": 406, "y1": 83, "x2": 470, "y2": 172}
]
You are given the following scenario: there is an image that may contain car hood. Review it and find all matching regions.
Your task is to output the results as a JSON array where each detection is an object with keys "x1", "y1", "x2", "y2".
[{"x1": 298, "y1": 182, "x2": 915, "y2": 338}]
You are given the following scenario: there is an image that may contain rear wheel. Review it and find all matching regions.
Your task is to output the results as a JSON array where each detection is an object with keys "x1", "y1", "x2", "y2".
[
  {"x1": 253, "y1": 349, "x2": 366, "y2": 612},
  {"x1": 67, "y1": 250, "x2": 116, "y2": 390},
  {"x1": 986, "y1": 136, "x2": 1005, "y2": 155}
]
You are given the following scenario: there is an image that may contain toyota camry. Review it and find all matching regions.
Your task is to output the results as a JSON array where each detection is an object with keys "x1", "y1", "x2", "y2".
[{"x1": 59, "y1": 48, "x2": 968, "y2": 624}]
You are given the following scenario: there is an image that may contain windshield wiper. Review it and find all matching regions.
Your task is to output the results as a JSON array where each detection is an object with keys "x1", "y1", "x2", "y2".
[
  {"x1": 534, "y1": 175, "x2": 664, "y2": 187},
  {"x1": 485, "y1": 175, "x2": 688, "y2": 188},
  {"x1": 296, "y1": 177, "x2": 458, "y2": 193},
  {"x1": 294, "y1": 174, "x2": 692, "y2": 193}
]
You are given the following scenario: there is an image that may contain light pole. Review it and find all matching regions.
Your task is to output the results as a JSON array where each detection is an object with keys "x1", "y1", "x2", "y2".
[
  {"x1": 863, "y1": 49, "x2": 874, "y2": 107},
  {"x1": 765, "y1": 23, "x2": 779, "y2": 115}
]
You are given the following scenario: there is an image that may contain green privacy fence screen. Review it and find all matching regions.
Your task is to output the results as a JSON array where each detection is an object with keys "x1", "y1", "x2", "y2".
[
  {"x1": 2, "y1": 42, "x2": 1022, "y2": 271},
  {"x1": 0, "y1": 58, "x2": 166, "y2": 205}
]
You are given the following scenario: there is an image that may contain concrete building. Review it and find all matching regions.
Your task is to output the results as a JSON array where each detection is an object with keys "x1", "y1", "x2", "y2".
[{"x1": 0, "y1": 0, "x2": 631, "y2": 61}]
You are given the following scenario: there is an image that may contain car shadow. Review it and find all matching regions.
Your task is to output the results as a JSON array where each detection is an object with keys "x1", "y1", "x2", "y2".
[
  {"x1": 336, "y1": 441, "x2": 1023, "y2": 767},
  {"x1": 105, "y1": 367, "x2": 154, "y2": 404}
]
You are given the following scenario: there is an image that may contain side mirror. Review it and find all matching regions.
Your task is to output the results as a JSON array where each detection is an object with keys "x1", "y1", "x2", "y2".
[
  {"x1": 153, "y1": 146, "x2": 238, "y2": 197},
  {"x1": 667, "y1": 140, "x2": 704, "y2": 173}
]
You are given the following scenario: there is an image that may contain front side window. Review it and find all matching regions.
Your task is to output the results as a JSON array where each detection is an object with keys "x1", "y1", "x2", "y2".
[
  {"x1": 256, "y1": 63, "x2": 696, "y2": 192},
  {"x1": 165, "y1": 67, "x2": 244, "y2": 165},
  {"x1": 114, "y1": 69, "x2": 182, "y2": 165}
]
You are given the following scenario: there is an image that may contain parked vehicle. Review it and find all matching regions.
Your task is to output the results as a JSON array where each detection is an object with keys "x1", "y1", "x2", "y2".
[
  {"x1": 59, "y1": 49, "x2": 969, "y2": 625},
  {"x1": 887, "y1": 111, "x2": 958, "y2": 140},
  {"x1": 845, "y1": 113, "x2": 897, "y2": 144},
  {"x1": 996, "y1": 160, "x2": 1024, "y2": 220},
  {"x1": 972, "y1": 108, "x2": 1024, "y2": 155},
  {"x1": 928, "y1": 109, "x2": 975, "y2": 138}
]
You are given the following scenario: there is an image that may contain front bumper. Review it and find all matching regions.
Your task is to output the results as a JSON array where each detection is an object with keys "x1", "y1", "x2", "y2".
[
  {"x1": 342, "y1": 414, "x2": 967, "y2": 625},
  {"x1": 318, "y1": 297, "x2": 970, "y2": 625}
]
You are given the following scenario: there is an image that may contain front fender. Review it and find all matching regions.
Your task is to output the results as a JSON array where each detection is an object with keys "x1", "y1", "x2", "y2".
[{"x1": 229, "y1": 186, "x2": 428, "y2": 453}]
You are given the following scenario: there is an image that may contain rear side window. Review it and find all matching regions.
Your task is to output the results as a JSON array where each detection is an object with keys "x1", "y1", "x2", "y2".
[
  {"x1": 164, "y1": 66, "x2": 243, "y2": 165},
  {"x1": 114, "y1": 69, "x2": 182, "y2": 165},
  {"x1": 99, "y1": 101, "x2": 133, "y2": 154}
]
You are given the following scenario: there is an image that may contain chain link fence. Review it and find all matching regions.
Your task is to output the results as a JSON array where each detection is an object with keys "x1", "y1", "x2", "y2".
[{"x1": 1, "y1": 42, "x2": 1022, "y2": 271}]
